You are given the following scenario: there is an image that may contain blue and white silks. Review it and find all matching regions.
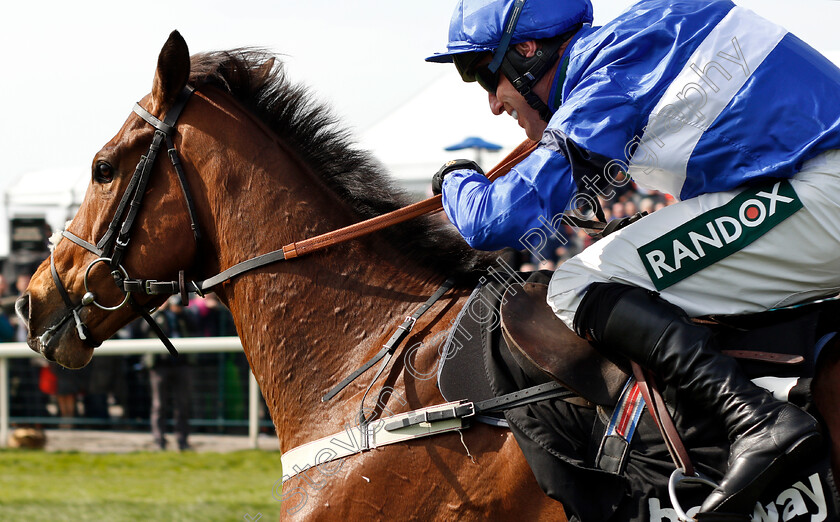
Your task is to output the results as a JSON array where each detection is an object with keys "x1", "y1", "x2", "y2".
[{"x1": 441, "y1": 0, "x2": 840, "y2": 251}]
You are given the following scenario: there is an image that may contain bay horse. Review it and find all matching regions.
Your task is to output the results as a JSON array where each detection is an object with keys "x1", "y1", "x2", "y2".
[
  {"x1": 15, "y1": 30, "x2": 840, "y2": 519},
  {"x1": 16, "y1": 31, "x2": 567, "y2": 520}
]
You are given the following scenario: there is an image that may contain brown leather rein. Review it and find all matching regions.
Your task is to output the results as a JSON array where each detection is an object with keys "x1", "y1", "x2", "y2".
[
  {"x1": 175, "y1": 139, "x2": 541, "y2": 293},
  {"x1": 282, "y1": 139, "x2": 539, "y2": 259}
]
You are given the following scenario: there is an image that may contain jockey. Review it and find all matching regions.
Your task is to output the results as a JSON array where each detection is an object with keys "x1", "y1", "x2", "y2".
[{"x1": 427, "y1": 0, "x2": 840, "y2": 516}]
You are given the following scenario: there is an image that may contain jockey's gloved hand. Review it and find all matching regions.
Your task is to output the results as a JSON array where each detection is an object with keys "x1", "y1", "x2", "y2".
[{"x1": 431, "y1": 159, "x2": 484, "y2": 196}]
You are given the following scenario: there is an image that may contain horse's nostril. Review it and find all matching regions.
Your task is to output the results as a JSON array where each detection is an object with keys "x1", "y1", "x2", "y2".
[{"x1": 14, "y1": 294, "x2": 31, "y2": 329}]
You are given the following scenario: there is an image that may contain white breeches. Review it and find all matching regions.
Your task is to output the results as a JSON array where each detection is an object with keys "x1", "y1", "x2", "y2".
[{"x1": 548, "y1": 150, "x2": 840, "y2": 330}]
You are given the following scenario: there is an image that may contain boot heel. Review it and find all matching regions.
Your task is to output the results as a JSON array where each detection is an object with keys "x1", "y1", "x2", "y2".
[
  {"x1": 709, "y1": 425, "x2": 823, "y2": 514},
  {"x1": 784, "y1": 430, "x2": 822, "y2": 459}
]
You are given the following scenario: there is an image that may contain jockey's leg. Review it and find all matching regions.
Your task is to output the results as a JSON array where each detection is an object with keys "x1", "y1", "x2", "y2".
[
  {"x1": 547, "y1": 149, "x2": 840, "y2": 513},
  {"x1": 575, "y1": 281, "x2": 820, "y2": 514}
]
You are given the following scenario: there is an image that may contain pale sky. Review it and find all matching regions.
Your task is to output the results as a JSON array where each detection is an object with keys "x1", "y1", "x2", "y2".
[{"x1": 1, "y1": 0, "x2": 838, "y2": 190}]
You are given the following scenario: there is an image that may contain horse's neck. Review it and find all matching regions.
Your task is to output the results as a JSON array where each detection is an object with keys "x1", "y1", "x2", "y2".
[
  {"x1": 194, "y1": 161, "x2": 443, "y2": 447},
  {"x1": 185, "y1": 90, "x2": 467, "y2": 449},
  {"x1": 225, "y1": 241, "x2": 452, "y2": 449}
]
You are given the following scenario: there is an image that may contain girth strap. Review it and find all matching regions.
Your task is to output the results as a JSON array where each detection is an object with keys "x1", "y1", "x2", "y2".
[
  {"x1": 281, "y1": 383, "x2": 576, "y2": 483},
  {"x1": 281, "y1": 401, "x2": 468, "y2": 483},
  {"x1": 383, "y1": 381, "x2": 574, "y2": 432}
]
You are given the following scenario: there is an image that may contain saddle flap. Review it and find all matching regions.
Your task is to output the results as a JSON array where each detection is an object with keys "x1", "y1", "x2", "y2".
[{"x1": 500, "y1": 282, "x2": 629, "y2": 405}]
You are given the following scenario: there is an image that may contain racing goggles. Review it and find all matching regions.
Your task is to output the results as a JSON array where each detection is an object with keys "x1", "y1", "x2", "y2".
[{"x1": 454, "y1": 52, "x2": 500, "y2": 94}]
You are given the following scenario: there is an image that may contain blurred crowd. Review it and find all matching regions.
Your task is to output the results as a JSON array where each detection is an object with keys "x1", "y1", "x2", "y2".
[
  {"x1": 513, "y1": 181, "x2": 676, "y2": 271},
  {"x1": 0, "y1": 279, "x2": 264, "y2": 447}
]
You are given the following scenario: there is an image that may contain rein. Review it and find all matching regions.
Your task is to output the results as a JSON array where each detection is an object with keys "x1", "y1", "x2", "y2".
[{"x1": 140, "y1": 138, "x2": 542, "y2": 294}]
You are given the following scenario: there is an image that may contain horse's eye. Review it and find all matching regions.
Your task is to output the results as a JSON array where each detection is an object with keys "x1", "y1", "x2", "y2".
[{"x1": 94, "y1": 162, "x2": 114, "y2": 183}]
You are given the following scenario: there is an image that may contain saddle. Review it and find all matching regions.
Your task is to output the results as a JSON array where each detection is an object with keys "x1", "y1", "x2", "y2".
[
  {"x1": 500, "y1": 282, "x2": 628, "y2": 406},
  {"x1": 436, "y1": 270, "x2": 840, "y2": 520},
  {"x1": 499, "y1": 282, "x2": 821, "y2": 407}
]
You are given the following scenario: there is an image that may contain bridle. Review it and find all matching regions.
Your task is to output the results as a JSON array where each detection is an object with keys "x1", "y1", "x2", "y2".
[
  {"x1": 44, "y1": 85, "x2": 199, "y2": 356},
  {"x1": 41, "y1": 82, "x2": 545, "y2": 358}
]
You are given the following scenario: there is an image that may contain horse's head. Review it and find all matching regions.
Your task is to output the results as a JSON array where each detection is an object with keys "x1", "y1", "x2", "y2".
[
  {"x1": 17, "y1": 31, "x2": 199, "y2": 368},
  {"x1": 17, "y1": 29, "x2": 489, "y2": 370}
]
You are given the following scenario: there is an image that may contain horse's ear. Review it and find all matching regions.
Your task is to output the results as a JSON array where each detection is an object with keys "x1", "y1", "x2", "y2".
[{"x1": 151, "y1": 30, "x2": 190, "y2": 112}]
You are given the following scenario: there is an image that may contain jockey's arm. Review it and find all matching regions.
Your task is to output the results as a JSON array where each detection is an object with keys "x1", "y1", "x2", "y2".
[{"x1": 440, "y1": 147, "x2": 576, "y2": 250}]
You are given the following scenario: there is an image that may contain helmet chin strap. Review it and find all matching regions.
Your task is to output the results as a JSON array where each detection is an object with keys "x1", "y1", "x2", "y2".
[
  {"x1": 498, "y1": 33, "x2": 572, "y2": 123},
  {"x1": 482, "y1": 0, "x2": 578, "y2": 123}
]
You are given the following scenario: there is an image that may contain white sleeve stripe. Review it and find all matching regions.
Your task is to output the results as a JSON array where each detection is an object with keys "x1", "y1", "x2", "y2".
[{"x1": 628, "y1": 6, "x2": 788, "y2": 198}]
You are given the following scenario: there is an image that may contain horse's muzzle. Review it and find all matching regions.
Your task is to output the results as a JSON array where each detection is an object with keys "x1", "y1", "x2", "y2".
[
  {"x1": 14, "y1": 294, "x2": 37, "y2": 353},
  {"x1": 16, "y1": 292, "x2": 59, "y2": 359}
]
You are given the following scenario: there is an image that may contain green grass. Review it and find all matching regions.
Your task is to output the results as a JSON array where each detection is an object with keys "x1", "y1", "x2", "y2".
[{"x1": 0, "y1": 449, "x2": 282, "y2": 521}]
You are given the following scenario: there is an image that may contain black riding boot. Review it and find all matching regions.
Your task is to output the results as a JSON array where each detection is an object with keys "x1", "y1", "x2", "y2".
[{"x1": 575, "y1": 282, "x2": 822, "y2": 515}]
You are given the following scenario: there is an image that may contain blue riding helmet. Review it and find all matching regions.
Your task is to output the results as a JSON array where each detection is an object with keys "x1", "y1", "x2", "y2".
[{"x1": 426, "y1": 0, "x2": 593, "y2": 64}]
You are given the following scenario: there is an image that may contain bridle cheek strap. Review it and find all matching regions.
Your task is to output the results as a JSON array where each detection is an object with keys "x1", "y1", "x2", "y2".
[
  {"x1": 46, "y1": 252, "x2": 100, "y2": 349},
  {"x1": 46, "y1": 86, "x2": 197, "y2": 356}
]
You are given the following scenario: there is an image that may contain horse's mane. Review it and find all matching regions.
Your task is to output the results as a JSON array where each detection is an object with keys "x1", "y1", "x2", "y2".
[{"x1": 188, "y1": 49, "x2": 494, "y2": 275}]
